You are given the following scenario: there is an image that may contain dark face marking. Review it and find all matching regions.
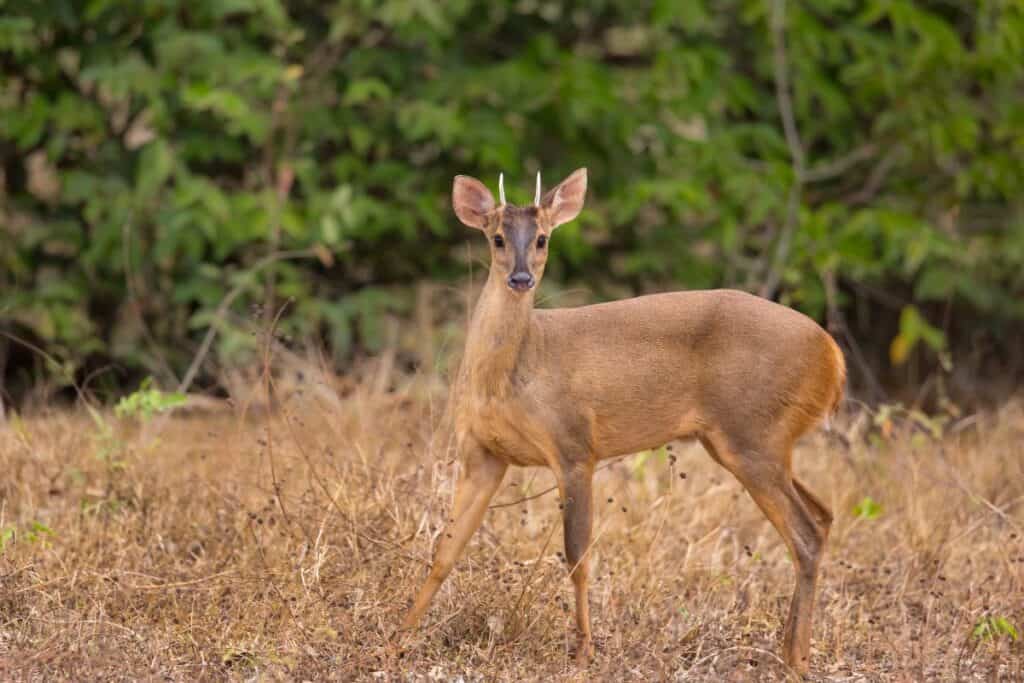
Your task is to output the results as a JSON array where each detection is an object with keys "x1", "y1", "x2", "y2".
[{"x1": 493, "y1": 205, "x2": 544, "y2": 292}]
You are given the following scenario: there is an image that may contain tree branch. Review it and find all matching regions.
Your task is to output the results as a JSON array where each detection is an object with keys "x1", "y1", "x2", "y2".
[
  {"x1": 804, "y1": 144, "x2": 878, "y2": 182},
  {"x1": 176, "y1": 248, "x2": 318, "y2": 395},
  {"x1": 760, "y1": 0, "x2": 805, "y2": 300},
  {"x1": 844, "y1": 149, "x2": 899, "y2": 205}
]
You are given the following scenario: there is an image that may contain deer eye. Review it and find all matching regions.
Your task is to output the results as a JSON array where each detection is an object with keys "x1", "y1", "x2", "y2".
[
  {"x1": 493, "y1": 234, "x2": 505, "y2": 248},
  {"x1": 536, "y1": 235, "x2": 547, "y2": 249}
]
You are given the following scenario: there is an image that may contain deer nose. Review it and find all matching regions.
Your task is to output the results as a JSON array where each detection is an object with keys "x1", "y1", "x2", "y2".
[{"x1": 508, "y1": 272, "x2": 535, "y2": 291}]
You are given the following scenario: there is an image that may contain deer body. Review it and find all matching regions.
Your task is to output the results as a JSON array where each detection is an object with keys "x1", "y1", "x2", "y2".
[
  {"x1": 460, "y1": 288, "x2": 842, "y2": 466},
  {"x1": 400, "y1": 169, "x2": 845, "y2": 676}
]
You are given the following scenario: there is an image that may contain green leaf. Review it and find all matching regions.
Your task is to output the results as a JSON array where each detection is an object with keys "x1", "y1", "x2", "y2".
[
  {"x1": 890, "y1": 305, "x2": 946, "y2": 365},
  {"x1": 973, "y1": 615, "x2": 1018, "y2": 642},
  {"x1": 136, "y1": 139, "x2": 174, "y2": 200},
  {"x1": 0, "y1": 17, "x2": 38, "y2": 55},
  {"x1": 852, "y1": 497, "x2": 882, "y2": 520},
  {"x1": 343, "y1": 78, "x2": 392, "y2": 105},
  {"x1": 0, "y1": 526, "x2": 14, "y2": 552}
]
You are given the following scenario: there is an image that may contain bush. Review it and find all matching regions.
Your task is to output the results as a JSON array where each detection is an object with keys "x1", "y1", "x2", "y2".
[{"x1": 2, "y1": 1, "x2": 1023, "y2": 398}]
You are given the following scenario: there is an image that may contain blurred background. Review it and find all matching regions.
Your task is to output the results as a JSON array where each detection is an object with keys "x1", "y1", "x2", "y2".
[{"x1": 3, "y1": 0, "x2": 1024, "y2": 411}]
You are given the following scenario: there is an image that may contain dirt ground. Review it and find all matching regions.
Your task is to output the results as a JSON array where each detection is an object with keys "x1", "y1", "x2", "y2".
[{"x1": 1, "y1": 377, "x2": 1022, "y2": 681}]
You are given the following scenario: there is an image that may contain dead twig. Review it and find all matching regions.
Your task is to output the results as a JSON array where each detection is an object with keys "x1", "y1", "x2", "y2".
[{"x1": 489, "y1": 461, "x2": 616, "y2": 509}]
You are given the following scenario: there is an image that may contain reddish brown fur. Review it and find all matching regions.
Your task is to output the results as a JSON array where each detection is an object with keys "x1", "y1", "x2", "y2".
[{"x1": 400, "y1": 169, "x2": 846, "y2": 675}]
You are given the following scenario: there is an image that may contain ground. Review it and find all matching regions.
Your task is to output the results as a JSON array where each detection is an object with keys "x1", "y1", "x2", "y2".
[{"x1": 1, "y1": 377, "x2": 1022, "y2": 681}]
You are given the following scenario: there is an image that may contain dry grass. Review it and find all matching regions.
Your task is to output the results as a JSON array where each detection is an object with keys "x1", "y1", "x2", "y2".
[{"x1": 1, "y1": 372, "x2": 1023, "y2": 681}]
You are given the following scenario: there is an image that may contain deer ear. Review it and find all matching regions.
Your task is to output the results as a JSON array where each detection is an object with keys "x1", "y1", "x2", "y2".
[
  {"x1": 541, "y1": 167, "x2": 587, "y2": 229},
  {"x1": 452, "y1": 175, "x2": 496, "y2": 230}
]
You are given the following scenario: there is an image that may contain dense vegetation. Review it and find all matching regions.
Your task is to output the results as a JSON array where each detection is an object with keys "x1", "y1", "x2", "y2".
[{"x1": 3, "y1": 1, "x2": 1024, "y2": 402}]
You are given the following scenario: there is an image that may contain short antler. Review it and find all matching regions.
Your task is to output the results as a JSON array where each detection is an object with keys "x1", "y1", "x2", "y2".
[
  {"x1": 534, "y1": 171, "x2": 542, "y2": 206},
  {"x1": 498, "y1": 173, "x2": 506, "y2": 206}
]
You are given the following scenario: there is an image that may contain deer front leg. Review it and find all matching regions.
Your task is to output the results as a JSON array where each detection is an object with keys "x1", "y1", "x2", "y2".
[
  {"x1": 400, "y1": 445, "x2": 507, "y2": 632},
  {"x1": 561, "y1": 461, "x2": 595, "y2": 665}
]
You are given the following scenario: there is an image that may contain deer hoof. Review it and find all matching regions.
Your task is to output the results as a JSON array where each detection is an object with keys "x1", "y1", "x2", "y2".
[
  {"x1": 784, "y1": 652, "x2": 810, "y2": 677},
  {"x1": 574, "y1": 636, "x2": 593, "y2": 667}
]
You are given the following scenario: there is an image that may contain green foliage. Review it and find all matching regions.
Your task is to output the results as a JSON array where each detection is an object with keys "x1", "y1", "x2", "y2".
[
  {"x1": 0, "y1": 520, "x2": 55, "y2": 553},
  {"x1": 2, "y1": 1, "x2": 1024, "y2": 388},
  {"x1": 25, "y1": 520, "x2": 54, "y2": 544},
  {"x1": 852, "y1": 496, "x2": 882, "y2": 520},
  {"x1": 972, "y1": 615, "x2": 1018, "y2": 642},
  {"x1": 114, "y1": 377, "x2": 187, "y2": 420}
]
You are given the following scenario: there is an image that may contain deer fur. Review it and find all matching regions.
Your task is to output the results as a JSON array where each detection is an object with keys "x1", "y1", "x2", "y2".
[{"x1": 399, "y1": 168, "x2": 846, "y2": 675}]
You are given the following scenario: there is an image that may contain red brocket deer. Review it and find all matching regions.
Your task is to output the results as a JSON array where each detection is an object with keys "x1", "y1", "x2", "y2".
[{"x1": 399, "y1": 168, "x2": 845, "y2": 675}]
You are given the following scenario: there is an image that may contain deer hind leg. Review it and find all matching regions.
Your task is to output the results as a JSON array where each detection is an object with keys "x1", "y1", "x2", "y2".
[
  {"x1": 560, "y1": 462, "x2": 595, "y2": 665},
  {"x1": 700, "y1": 434, "x2": 830, "y2": 676},
  {"x1": 400, "y1": 445, "x2": 507, "y2": 632},
  {"x1": 793, "y1": 477, "x2": 834, "y2": 530}
]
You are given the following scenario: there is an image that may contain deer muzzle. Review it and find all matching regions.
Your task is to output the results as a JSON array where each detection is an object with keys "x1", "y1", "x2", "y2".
[{"x1": 507, "y1": 272, "x2": 535, "y2": 291}]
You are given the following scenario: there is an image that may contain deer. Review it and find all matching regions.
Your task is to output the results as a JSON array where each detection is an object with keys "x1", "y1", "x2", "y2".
[{"x1": 398, "y1": 168, "x2": 846, "y2": 675}]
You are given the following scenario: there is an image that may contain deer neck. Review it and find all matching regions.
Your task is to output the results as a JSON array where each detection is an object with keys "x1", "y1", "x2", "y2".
[{"x1": 461, "y1": 269, "x2": 535, "y2": 396}]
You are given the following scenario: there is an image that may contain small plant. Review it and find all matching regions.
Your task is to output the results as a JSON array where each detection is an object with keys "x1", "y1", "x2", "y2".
[
  {"x1": 871, "y1": 402, "x2": 951, "y2": 444},
  {"x1": 852, "y1": 496, "x2": 882, "y2": 520},
  {"x1": 0, "y1": 521, "x2": 55, "y2": 553},
  {"x1": 115, "y1": 377, "x2": 187, "y2": 420},
  {"x1": 89, "y1": 406, "x2": 126, "y2": 472},
  {"x1": 973, "y1": 615, "x2": 1018, "y2": 642},
  {"x1": 631, "y1": 446, "x2": 668, "y2": 480},
  {"x1": 25, "y1": 520, "x2": 54, "y2": 544}
]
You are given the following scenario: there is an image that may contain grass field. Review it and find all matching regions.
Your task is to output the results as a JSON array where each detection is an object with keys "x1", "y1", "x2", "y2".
[{"x1": 1, "y1": 369, "x2": 1022, "y2": 681}]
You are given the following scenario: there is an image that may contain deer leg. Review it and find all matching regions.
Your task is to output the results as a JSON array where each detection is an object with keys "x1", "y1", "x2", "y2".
[
  {"x1": 702, "y1": 437, "x2": 828, "y2": 676},
  {"x1": 561, "y1": 462, "x2": 595, "y2": 665},
  {"x1": 400, "y1": 446, "x2": 507, "y2": 631},
  {"x1": 793, "y1": 477, "x2": 834, "y2": 530},
  {"x1": 774, "y1": 475, "x2": 829, "y2": 675}
]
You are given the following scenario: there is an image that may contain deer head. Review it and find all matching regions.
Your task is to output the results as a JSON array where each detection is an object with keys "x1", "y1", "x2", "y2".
[{"x1": 452, "y1": 168, "x2": 587, "y2": 293}]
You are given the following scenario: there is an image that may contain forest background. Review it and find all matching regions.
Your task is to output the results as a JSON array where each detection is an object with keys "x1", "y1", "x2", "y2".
[{"x1": 3, "y1": 0, "x2": 1024, "y2": 406}]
